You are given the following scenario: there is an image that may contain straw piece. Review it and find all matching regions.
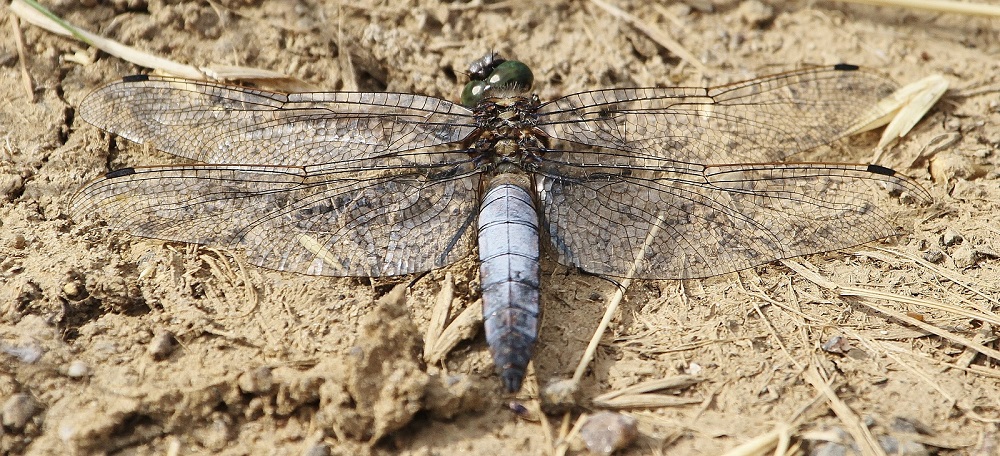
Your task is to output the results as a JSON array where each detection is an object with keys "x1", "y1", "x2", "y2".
[
  {"x1": 11, "y1": 17, "x2": 35, "y2": 101},
  {"x1": 804, "y1": 364, "x2": 887, "y2": 456},
  {"x1": 593, "y1": 394, "x2": 702, "y2": 409},
  {"x1": 592, "y1": 375, "x2": 702, "y2": 403},
  {"x1": 588, "y1": 0, "x2": 708, "y2": 73},
  {"x1": 426, "y1": 299, "x2": 483, "y2": 364},
  {"x1": 11, "y1": 0, "x2": 302, "y2": 85},
  {"x1": 423, "y1": 272, "x2": 453, "y2": 361},
  {"x1": 11, "y1": 0, "x2": 206, "y2": 79},
  {"x1": 875, "y1": 75, "x2": 949, "y2": 150},
  {"x1": 781, "y1": 258, "x2": 1000, "y2": 365},
  {"x1": 835, "y1": 0, "x2": 1000, "y2": 17},
  {"x1": 718, "y1": 424, "x2": 793, "y2": 456}
]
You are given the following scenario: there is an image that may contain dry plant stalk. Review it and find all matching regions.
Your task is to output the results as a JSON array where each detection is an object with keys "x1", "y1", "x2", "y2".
[{"x1": 10, "y1": 0, "x2": 302, "y2": 87}]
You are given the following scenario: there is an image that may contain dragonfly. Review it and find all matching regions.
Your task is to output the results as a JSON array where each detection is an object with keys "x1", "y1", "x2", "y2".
[{"x1": 71, "y1": 53, "x2": 931, "y2": 393}]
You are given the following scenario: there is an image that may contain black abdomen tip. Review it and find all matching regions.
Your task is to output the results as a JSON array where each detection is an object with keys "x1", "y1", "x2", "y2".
[{"x1": 501, "y1": 368, "x2": 525, "y2": 393}]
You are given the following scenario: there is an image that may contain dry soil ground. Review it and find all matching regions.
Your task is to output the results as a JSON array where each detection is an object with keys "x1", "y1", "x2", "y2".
[{"x1": 1, "y1": 0, "x2": 999, "y2": 455}]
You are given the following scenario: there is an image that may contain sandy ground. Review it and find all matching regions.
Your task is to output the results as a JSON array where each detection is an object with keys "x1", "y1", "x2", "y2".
[{"x1": 1, "y1": 0, "x2": 999, "y2": 454}]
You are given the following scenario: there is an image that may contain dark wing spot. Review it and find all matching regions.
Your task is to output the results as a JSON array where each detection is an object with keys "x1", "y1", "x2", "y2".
[
  {"x1": 866, "y1": 164, "x2": 896, "y2": 177},
  {"x1": 833, "y1": 63, "x2": 860, "y2": 71},
  {"x1": 106, "y1": 168, "x2": 137, "y2": 178},
  {"x1": 122, "y1": 74, "x2": 149, "y2": 83}
]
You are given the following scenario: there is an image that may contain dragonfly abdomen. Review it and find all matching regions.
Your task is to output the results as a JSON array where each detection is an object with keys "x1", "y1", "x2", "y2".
[{"x1": 478, "y1": 175, "x2": 541, "y2": 393}]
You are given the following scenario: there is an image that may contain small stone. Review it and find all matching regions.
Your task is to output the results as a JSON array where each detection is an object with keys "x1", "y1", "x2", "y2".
[
  {"x1": 147, "y1": 330, "x2": 175, "y2": 359},
  {"x1": 822, "y1": 336, "x2": 852, "y2": 354},
  {"x1": 541, "y1": 378, "x2": 580, "y2": 414},
  {"x1": 193, "y1": 415, "x2": 232, "y2": 451},
  {"x1": 66, "y1": 360, "x2": 90, "y2": 378},
  {"x1": 921, "y1": 249, "x2": 944, "y2": 263},
  {"x1": 890, "y1": 416, "x2": 931, "y2": 434},
  {"x1": 237, "y1": 367, "x2": 273, "y2": 394},
  {"x1": 929, "y1": 153, "x2": 977, "y2": 184},
  {"x1": 302, "y1": 442, "x2": 330, "y2": 456},
  {"x1": 580, "y1": 411, "x2": 639, "y2": 456},
  {"x1": 62, "y1": 281, "x2": 86, "y2": 300},
  {"x1": 0, "y1": 173, "x2": 24, "y2": 202},
  {"x1": 941, "y1": 228, "x2": 963, "y2": 247},
  {"x1": 9, "y1": 234, "x2": 26, "y2": 250},
  {"x1": 878, "y1": 435, "x2": 929, "y2": 456},
  {"x1": 3, "y1": 393, "x2": 40, "y2": 429},
  {"x1": 736, "y1": 0, "x2": 775, "y2": 26},
  {"x1": 952, "y1": 244, "x2": 980, "y2": 269}
]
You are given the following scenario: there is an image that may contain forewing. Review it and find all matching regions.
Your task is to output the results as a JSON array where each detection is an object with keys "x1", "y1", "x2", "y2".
[
  {"x1": 539, "y1": 154, "x2": 930, "y2": 280},
  {"x1": 70, "y1": 155, "x2": 480, "y2": 276},
  {"x1": 537, "y1": 65, "x2": 898, "y2": 163},
  {"x1": 79, "y1": 75, "x2": 477, "y2": 166}
]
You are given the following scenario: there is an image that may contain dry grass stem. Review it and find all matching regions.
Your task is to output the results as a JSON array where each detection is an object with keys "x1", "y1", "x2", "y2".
[
  {"x1": 11, "y1": 0, "x2": 299, "y2": 86},
  {"x1": 423, "y1": 272, "x2": 453, "y2": 360},
  {"x1": 572, "y1": 212, "x2": 668, "y2": 388},
  {"x1": 804, "y1": 364, "x2": 887, "y2": 456},
  {"x1": 782, "y1": 258, "x2": 1000, "y2": 364},
  {"x1": 834, "y1": 0, "x2": 1000, "y2": 17},
  {"x1": 593, "y1": 394, "x2": 702, "y2": 409},
  {"x1": 592, "y1": 376, "x2": 702, "y2": 409},
  {"x1": 11, "y1": 18, "x2": 35, "y2": 101},
  {"x1": 869, "y1": 74, "x2": 949, "y2": 152},
  {"x1": 717, "y1": 424, "x2": 793, "y2": 456},
  {"x1": 588, "y1": 0, "x2": 708, "y2": 73},
  {"x1": 425, "y1": 299, "x2": 482, "y2": 365}
]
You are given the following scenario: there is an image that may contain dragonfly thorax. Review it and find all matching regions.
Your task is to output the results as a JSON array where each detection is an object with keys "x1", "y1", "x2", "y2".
[{"x1": 468, "y1": 94, "x2": 547, "y2": 174}]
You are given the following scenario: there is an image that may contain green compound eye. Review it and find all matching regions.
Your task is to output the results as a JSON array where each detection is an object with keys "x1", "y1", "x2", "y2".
[
  {"x1": 461, "y1": 80, "x2": 489, "y2": 108},
  {"x1": 486, "y1": 60, "x2": 533, "y2": 92},
  {"x1": 460, "y1": 60, "x2": 534, "y2": 108}
]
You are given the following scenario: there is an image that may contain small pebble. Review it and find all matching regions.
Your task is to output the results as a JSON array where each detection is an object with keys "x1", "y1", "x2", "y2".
[
  {"x1": 147, "y1": 330, "x2": 176, "y2": 359},
  {"x1": 878, "y1": 435, "x2": 930, "y2": 456},
  {"x1": 2, "y1": 393, "x2": 40, "y2": 429},
  {"x1": 62, "y1": 281, "x2": 86, "y2": 300},
  {"x1": 302, "y1": 442, "x2": 331, "y2": 456},
  {"x1": 194, "y1": 416, "x2": 232, "y2": 451},
  {"x1": 9, "y1": 234, "x2": 26, "y2": 250},
  {"x1": 821, "y1": 336, "x2": 852, "y2": 354},
  {"x1": 890, "y1": 416, "x2": 930, "y2": 434},
  {"x1": 0, "y1": 173, "x2": 24, "y2": 202},
  {"x1": 737, "y1": 0, "x2": 774, "y2": 26},
  {"x1": 580, "y1": 411, "x2": 639, "y2": 456},
  {"x1": 237, "y1": 367, "x2": 273, "y2": 394},
  {"x1": 952, "y1": 244, "x2": 980, "y2": 269},
  {"x1": 541, "y1": 378, "x2": 580, "y2": 414},
  {"x1": 929, "y1": 153, "x2": 976, "y2": 184},
  {"x1": 921, "y1": 249, "x2": 944, "y2": 263},
  {"x1": 941, "y1": 228, "x2": 963, "y2": 247},
  {"x1": 66, "y1": 360, "x2": 90, "y2": 378}
]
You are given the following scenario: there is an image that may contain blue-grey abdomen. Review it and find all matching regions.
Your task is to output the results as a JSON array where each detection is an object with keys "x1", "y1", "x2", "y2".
[{"x1": 478, "y1": 178, "x2": 541, "y2": 392}]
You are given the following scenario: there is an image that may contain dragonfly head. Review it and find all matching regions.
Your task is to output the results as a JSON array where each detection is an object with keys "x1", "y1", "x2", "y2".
[{"x1": 461, "y1": 60, "x2": 534, "y2": 108}]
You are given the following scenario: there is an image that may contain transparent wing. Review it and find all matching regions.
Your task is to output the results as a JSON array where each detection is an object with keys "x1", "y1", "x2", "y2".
[
  {"x1": 537, "y1": 65, "x2": 898, "y2": 163},
  {"x1": 79, "y1": 75, "x2": 477, "y2": 166},
  {"x1": 538, "y1": 152, "x2": 931, "y2": 280},
  {"x1": 70, "y1": 155, "x2": 481, "y2": 276}
]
